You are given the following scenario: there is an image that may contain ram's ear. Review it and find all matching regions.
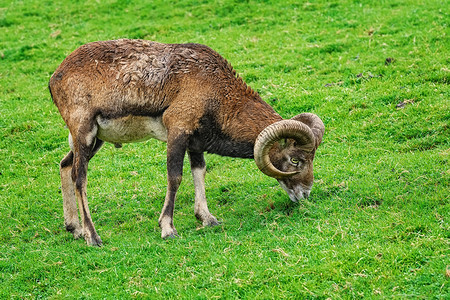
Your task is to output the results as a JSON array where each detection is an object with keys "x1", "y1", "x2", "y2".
[
  {"x1": 278, "y1": 138, "x2": 288, "y2": 148},
  {"x1": 291, "y1": 113, "x2": 325, "y2": 149}
]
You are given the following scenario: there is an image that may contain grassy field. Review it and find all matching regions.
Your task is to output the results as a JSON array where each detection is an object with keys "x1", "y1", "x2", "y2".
[{"x1": 0, "y1": 0, "x2": 448, "y2": 298}]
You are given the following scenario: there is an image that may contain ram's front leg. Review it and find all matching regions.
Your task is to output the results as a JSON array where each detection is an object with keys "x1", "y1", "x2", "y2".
[
  {"x1": 188, "y1": 151, "x2": 219, "y2": 227},
  {"x1": 158, "y1": 129, "x2": 188, "y2": 239}
]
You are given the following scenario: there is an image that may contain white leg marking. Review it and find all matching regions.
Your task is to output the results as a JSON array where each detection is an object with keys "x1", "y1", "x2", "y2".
[
  {"x1": 68, "y1": 133, "x2": 74, "y2": 151},
  {"x1": 85, "y1": 126, "x2": 98, "y2": 146},
  {"x1": 192, "y1": 167, "x2": 219, "y2": 226},
  {"x1": 158, "y1": 214, "x2": 178, "y2": 239},
  {"x1": 61, "y1": 165, "x2": 82, "y2": 239}
]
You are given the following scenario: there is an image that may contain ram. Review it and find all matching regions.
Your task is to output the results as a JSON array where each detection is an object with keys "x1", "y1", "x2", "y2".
[{"x1": 49, "y1": 39, "x2": 325, "y2": 246}]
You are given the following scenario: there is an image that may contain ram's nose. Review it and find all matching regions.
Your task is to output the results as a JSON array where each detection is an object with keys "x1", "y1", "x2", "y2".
[
  {"x1": 292, "y1": 186, "x2": 311, "y2": 202},
  {"x1": 302, "y1": 190, "x2": 310, "y2": 199},
  {"x1": 278, "y1": 181, "x2": 312, "y2": 202}
]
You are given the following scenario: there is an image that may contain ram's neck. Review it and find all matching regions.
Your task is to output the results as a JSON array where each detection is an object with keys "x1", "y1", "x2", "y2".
[
  {"x1": 218, "y1": 91, "x2": 283, "y2": 158},
  {"x1": 227, "y1": 98, "x2": 282, "y2": 140},
  {"x1": 187, "y1": 91, "x2": 282, "y2": 159}
]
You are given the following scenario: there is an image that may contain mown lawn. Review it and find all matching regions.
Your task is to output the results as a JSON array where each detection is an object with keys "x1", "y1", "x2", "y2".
[{"x1": 0, "y1": 0, "x2": 448, "y2": 298}]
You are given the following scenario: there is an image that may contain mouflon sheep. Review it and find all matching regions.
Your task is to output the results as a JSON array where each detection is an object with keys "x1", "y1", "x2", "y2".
[{"x1": 49, "y1": 39, "x2": 324, "y2": 245}]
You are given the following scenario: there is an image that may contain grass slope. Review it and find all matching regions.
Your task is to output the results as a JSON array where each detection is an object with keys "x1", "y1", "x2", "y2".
[{"x1": 0, "y1": 0, "x2": 448, "y2": 298}]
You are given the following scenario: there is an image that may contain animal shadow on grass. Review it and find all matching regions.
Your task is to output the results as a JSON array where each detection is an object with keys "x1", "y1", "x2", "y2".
[{"x1": 264, "y1": 193, "x2": 316, "y2": 217}]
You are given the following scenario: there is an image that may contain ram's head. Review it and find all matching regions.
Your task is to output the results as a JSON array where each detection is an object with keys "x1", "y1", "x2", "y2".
[{"x1": 254, "y1": 113, "x2": 325, "y2": 201}]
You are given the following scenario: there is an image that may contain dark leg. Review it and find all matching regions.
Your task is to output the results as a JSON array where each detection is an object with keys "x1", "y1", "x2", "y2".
[
  {"x1": 89, "y1": 138, "x2": 104, "y2": 159},
  {"x1": 188, "y1": 151, "x2": 219, "y2": 226},
  {"x1": 158, "y1": 130, "x2": 189, "y2": 239}
]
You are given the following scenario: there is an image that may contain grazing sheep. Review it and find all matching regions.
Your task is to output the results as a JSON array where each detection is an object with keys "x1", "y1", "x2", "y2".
[{"x1": 49, "y1": 39, "x2": 324, "y2": 245}]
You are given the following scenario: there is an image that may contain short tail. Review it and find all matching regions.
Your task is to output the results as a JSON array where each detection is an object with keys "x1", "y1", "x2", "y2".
[{"x1": 48, "y1": 79, "x2": 54, "y2": 102}]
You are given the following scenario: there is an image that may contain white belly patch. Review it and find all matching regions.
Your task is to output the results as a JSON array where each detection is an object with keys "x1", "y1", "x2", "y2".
[{"x1": 96, "y1": 115, "x2": 168, "y2": 144}]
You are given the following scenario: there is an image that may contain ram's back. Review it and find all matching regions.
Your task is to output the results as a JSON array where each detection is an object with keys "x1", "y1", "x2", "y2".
[{"x1": 49, "y1": 39, "x2": 237, "y2": 120}]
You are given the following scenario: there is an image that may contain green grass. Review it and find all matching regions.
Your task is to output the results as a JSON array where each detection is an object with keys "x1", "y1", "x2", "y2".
[{"x1": 0, "y1": 0, "x2": 449, "y2": 298}]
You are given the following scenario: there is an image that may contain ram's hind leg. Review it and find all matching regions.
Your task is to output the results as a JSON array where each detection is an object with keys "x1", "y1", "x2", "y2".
[
  {"x1": 188, "y1": 151, "x2": 219, "y2": 227},
  {"x1": 60, "y1": 149, "x2": 83, "y2": 239},
  {"x1": 69, "y1": 124, "x2": 104, "y2": 246},
  {"x1": 61, "y1": 132, "x2": 104, "y2": 244}
]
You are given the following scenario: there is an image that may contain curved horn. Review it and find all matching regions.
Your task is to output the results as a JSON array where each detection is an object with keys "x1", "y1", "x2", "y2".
[
  {"x1": 254, "y1": 120, "x2": 315, "y2": 179},
  {"x1": 291, "y1": 113, "x2": 325, "y2": 149}
]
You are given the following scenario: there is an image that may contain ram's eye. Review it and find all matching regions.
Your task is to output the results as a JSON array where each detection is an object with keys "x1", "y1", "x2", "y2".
[{"x1": 290, "y1": 158, "x2": 300, "y2": 165}]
